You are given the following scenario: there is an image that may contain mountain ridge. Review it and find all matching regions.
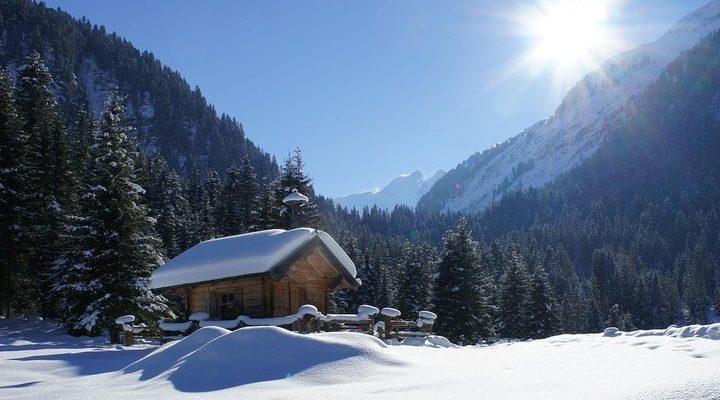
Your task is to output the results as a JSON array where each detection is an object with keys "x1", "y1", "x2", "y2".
[
  {"x1": 335, "y1": 169, "x2": 446, "y2": 210},
  {"x1": 418, "y1": 0, "x2": 720, "y2": 213}
]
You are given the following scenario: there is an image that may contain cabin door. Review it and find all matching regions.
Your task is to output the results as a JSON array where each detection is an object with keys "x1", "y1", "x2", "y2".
[{"x1": 290, "y1": 285, "x2": 307, "y2": 313}]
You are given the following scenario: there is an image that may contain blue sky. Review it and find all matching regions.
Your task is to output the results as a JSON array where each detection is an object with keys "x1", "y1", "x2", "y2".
[{"x1": 45, "y1": 0, "x2": 709, "y2": 197}]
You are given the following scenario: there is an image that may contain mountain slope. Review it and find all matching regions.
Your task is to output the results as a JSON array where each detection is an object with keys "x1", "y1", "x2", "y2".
[
  {"x1": 335, "y1": 170, "x2": 445, "y2": 210},
  {"x1": 0, "y1": 0, "x2": 278, "y2": 179},
  {"x1": 419, "y1": 0, "x2": 720, "y2": 213},
  {"x1": 467, "y1": 27, "x2": 720, "y2": 309}
]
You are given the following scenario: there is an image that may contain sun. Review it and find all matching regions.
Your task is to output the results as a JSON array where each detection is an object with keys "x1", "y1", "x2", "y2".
[
  {"x1": 527, "y1": 1, "x2": 611, "y2": 67},
  {"x1": 507, "y1": 0, "x2": 624, "y2": 89}
]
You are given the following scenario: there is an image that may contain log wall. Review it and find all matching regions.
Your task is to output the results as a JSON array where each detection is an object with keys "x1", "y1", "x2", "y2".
[{"x1": 176, "y1": 247, "x2": 341, "y2": 319}]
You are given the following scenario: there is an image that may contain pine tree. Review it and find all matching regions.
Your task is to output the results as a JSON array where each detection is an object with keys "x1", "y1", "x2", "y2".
[
  {"x1": 237, "y1": 157, "x2": 260, "y2": 230},
  {"x1": 590, "y1": 248, "x2": 615, "y2": 313},
  {"x1": 605, "y1": 303, "x2": 634, "y2": 330},
  {"x1": 526, "y1": 267, "x2": 560, "y2": 339},
  {"x1": 186, "y1": 167, "x2": 204, "y2": 212},
  {"x1": 51, "y1": 210, "x2": 95, "y2": 335},
  {"x1": 156, "y1": 168, "x2": 190, "y2": 257},
  {"x1": 683, "y1": 268, "x2": 710, "y2": 324},
  {"x1": 398, "y1": 242, "x2": 437, "y2": 316},
  {"x1": 559, "y1": 289, "x2": 589, "y2": 334},
  {"x1": 184, "y1": 167, "x2": 215, "y2": 244},
  {"x1": 69, "y1": 101, "x2": 95, "y2": 182},
  {"x1": 15, "y1": 51, "x2": 73, "y2": 317},
  {"x1": 329, "y1": 231, "x2": 360, "y2": 312},
  {"x1": 0, "y1": 68, "x2": 27, "y2": 317},
  {"x1": 585, "y1": 281, "x2": 604, "y2": 332},
  {"x1": 220, "y1": 164, "x2": 244, "y2": 235},
  {"x1": 205, "y1": 169, "x2": 222, "y2": 235},
  {"x1": 273, "y1": 149, "x2": 320, "y2": 229},
  {"x1": 382, "y1": 238, "x2": 405, "y2": 307},
  {"x1": 52, "y1": 93, "x2": 170, "y2": 340},
  {"x1": 606, "y1": 304, "x2": 623, "y2": 328},
  {"x1": 374, "y1": 242, "x2": 392, "y2": 308},
  {"x1": 255, "y1": 184, "x2": 279, "y2": 230},
  {"x1": 496, "y1": 249, "x2": 531, "y2": 338},
  {"x1": 434, "y1": 219, "x2": 494, "y2": 344},
  {"x1": 354, "y1": 242, "x2": 383, "y2": 307},
  {"x1": 141, "y1": 157, "x2": 187, "y2": 256}
]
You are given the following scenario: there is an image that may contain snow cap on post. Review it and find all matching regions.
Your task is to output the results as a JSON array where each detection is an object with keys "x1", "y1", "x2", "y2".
[
  {"x1": 418, "y1": 310, "x2": 437, "y2": 320},
  {"x1": 115, "y1": 315, "x2": 136, "y2": 324},
  {"x1": 603, "y1": 327, "x2": 621, "y2": 337},
  {"x1": 297, "y1": 304, "x2": 319, "y2": 316},
  {"x1": 282, "y1": 188, "x2": 309, "y2": 207},
  {"x1": 358, "y1": 305, "x2": 380, "y2": 317},
  {"x1": 381, "y1": 308, "x2": 401, "y2": 318}
]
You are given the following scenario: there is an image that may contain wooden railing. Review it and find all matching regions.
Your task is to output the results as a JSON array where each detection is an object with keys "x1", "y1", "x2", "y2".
[{"x1": 153, "y1": 304, "x2": 438, "y2": 344}]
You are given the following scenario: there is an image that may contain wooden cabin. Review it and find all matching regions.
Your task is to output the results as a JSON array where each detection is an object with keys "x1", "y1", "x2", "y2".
[{"x1": 150, "y1": 228, "x2": 360, "y2": 320}]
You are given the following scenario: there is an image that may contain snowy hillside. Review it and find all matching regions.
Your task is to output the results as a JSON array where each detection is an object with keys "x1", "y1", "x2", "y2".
[
  {"x1": 0, "y1": 0, "x2": 279, "y2": 179},
  {"x1": 419, "y1": 0, "x2": 720, "y2": 212},
  {"x1": 2, "y1": 318, "x2": 720, "y2": 399},
  {"x1": 335, "y1": 170, "x2": 445, "y2": 210}
]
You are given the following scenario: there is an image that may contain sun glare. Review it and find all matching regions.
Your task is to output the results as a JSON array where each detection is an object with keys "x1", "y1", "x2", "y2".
[
  {"x1": 530, "y1": 2, "x2": 607, "y2": 64},
  {"x1": 528, "y1": 1, "x2": 611, "y2": 67},
  {"x1": 505, "y1": 0, "x2": 624, "y2": 92}
]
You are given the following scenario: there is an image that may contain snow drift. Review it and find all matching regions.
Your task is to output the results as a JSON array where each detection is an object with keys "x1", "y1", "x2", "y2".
[
  {"x1": 625, "y1": 323, "x2": 720, "y2": 340},
  {"x1": 3, "y1": 318, "x2": 720, "y2": 399},
  {"x1": 123, "y1": 326, "x2": 230, "y2": 380},
  {"x1": 122, "y1": 326, "x2": 405, "y2": 392}
]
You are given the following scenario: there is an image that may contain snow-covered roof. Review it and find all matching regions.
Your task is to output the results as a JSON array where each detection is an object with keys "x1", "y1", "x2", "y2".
[{"x1": 150, "y1": 228, "x2": 357, "y2": 289}]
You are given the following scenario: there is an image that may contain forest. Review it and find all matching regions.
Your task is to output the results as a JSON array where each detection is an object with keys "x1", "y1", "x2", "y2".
[{"x1": 0, "y1": 0, "x2": 719, "y2": 345}]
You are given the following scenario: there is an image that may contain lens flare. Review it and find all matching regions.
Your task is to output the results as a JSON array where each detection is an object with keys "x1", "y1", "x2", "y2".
[{"x1": 497, "y1": 0, "x2": 626, "y2": 97}]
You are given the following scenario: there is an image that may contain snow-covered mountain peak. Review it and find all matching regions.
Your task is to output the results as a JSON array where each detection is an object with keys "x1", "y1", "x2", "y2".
[
  {"x1": 419, "y1": 0, "x2": 720, "y2": 213},
  {"x1": 393, "y1": 170, "x2": 424, "y2": 183},
  {"x1": 335, "y1": 169, "x2": 446, "y2": 211}
]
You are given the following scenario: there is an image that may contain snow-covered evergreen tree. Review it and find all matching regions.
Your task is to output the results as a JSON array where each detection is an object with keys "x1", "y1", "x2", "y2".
[
  {"x1": 218, "y1": 158, "x2": 260, "y2": 235},
  {"x1": 184, "y1": 167, "x2": 215, "y2": 245},
  {"x1": 559, "y1": 288, "x2": 589, "y2": 334},
  {"x1": 354, "y1": 244, "x2": 382, "y2": 307},
  {"x1": 0, "y1": 68, "x2": 27, "y2": 317},
  {"x1": 526, "y1": 267, "x2": 560, "y2": 338},
  {"x1": 328, "y1": 231, "x2": 360, "y2": 312},
  {"x1": 496, "y1": 249, "x2": 531, "y2": 338},
  {"x1": 69, "y1": 101, "x2": 95, "y2": 182},
  {"x1": 15, "y1": 51, "x2": 73, "y2": 317},
  {"x1": 205, "y1": 169, "x2": 223, "y2": 235},
  {"x1": 219, "y1": 164, "x2": 241, "y2": 235},
  {"x1": 273, "y1": 149, "x2": 320, "y2": 229},
  {"x1": 434, "y1": 218, "x2": 494, "y2": 344},
  {"x1": 398, "y1": 242, "x2": 437, "y2": 316},
  {"x1": 237, "y1": 157, "x2": 260, "y2": 230},
  {"x1": 52, "y1": 92, "x2": 171, "y2": 340},
  {"x1": 374, "y1": 241, "x2": 393, "y2": 308},
  {"x1": 253, "y1": 184, "x2": 277, "y2": 231}
]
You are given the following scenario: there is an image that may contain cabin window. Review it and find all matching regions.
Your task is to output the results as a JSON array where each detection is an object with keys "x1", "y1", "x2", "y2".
[
  {"x1": 220, "y1": 293, "x2": 234, "y2": 306},
  {"x1": 209, "y1": 291, "x2": 242, "y2": 320}
]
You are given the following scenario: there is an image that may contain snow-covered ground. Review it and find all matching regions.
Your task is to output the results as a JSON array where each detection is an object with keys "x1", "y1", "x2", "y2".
[{"x1": 1, "y1": 318, "x2": 719, "y2": 400}]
